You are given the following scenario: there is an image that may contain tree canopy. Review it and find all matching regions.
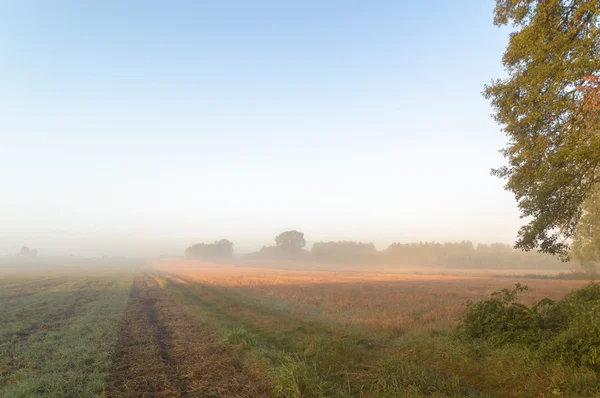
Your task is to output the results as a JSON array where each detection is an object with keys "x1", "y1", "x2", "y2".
[
  {"x1": 486, "y1": 0, "x2": 600, "y2": 257},
  {"x1": 274, "y1": 230, "x2": 306, "y2": 253},
  {"x1": 384, "y1": 241, "x2": 563, "y2": 270},
  {"x1": 312, "y1": 241, "x2": 377, "y2": 263},
  {"x1": 185, "y1": 239, "x2": 234, "y2": 259},
  {"x1": 19, "y1": 246, "x2": 37, "y2": 258},
  {"x1": 572, "y1": 187, "x2": 600, "y2": 275}
]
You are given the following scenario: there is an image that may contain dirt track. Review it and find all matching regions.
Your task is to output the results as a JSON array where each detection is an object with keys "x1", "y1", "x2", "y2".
[{"x1": 109, "y1": 273, "x2": 272, "y2": 397}]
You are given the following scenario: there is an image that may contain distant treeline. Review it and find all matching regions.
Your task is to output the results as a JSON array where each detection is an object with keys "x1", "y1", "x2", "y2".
[
  {"x1": 310, "y1": 240, "x2": 565, "y2": 270},
  {"x1": 382, "y1": 241, "x2": 565, "y2": 270},
  {"x1": 312, "y1": 241, "x2": 377, "y2": 263},
  {"x1": 185, "y1": 239, "x2": 234, "y2": 259},
  {"x1": 186, "y1": 232, "x2": 569, "y2": 270}
]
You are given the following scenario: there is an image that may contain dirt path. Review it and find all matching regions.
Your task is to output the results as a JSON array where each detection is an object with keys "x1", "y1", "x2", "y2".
[{"x1": 109, "y1": 273, "x2": 272, "y2": 397}]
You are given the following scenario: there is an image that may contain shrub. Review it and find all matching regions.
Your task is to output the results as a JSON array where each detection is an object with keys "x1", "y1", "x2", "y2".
[
  {"x1": 460, "y1": 283, "x2": 600, "y2": 371},
  {"x1": 461, "y1": 284, "x2": 541, "y2": 345},
  {"x1": 539, "y1": 284, "x2": 600, "y2": 370}
]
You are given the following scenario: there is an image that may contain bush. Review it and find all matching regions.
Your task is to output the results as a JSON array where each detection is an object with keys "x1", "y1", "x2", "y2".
[
  {"x1": 460, "y1": 283, "x2": 600, "y2": 371},
  {"x1": 462, "y1": 284, "x2": 541, "y2": 345},
  {"x1": 540, "y1": 284, "x2": 600, "y2": 370}
]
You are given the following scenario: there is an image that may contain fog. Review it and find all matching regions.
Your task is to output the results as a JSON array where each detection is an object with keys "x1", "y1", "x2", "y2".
[
  {"x1": 1, "y1": 221, "x2": 526, "y2": 259},
  {"x1": 2, "y1": 0, "x2": 520, "y2": 259},
  {"x1": 1, "y1": 135, "x2": 523, "y2": 258}
]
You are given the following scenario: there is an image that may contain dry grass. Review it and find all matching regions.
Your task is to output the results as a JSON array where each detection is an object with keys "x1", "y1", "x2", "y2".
[
  {"x1": 5, "y1": 259, "x2": 592, "y2": 397},
  {"x1": 110, "y1": 273, "x2": 272, "y2": 397},
  {"x1": 154, "y1": 259, "x2": 587, "y2": 331},
  {"x1": 151, "y1": 259, "x2": 600, "y2": 396}
]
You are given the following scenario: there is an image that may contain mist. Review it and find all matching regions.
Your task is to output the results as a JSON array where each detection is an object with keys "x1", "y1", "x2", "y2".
[{"x1": 4, "y1": 1, "x2": 600, "y2": 396}]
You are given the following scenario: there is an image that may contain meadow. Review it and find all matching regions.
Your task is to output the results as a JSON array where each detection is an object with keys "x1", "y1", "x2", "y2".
[
  {"x1": 0, "y1": 258, "x2": 596, "y2": 397},
  {"x1": 153, "y1": 259, "x2": 596, "y2": 397},
  {"x1": 154, "y1": 261, "x2": 585, "y2": 332},
  {"x1": 0, "y1": 261, "x2": 135, "y2": 397}
]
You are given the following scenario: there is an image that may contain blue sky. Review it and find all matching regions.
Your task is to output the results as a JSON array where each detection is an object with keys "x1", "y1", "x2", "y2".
[{"x1": 0, "y1": 1, "x2": 518, "y2": 256}]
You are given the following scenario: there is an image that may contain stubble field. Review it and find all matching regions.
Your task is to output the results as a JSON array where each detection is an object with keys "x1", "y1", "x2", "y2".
[
  {"x1": 0, "y1": 262, "x2": 134, "y2": 397},
  {"x1": 0, "y1": 259, "x2": 595, "y2": 397}
]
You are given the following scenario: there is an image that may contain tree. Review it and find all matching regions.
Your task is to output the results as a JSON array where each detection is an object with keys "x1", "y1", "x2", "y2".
[
  {"x1": 383, "y1": 241, "x2": 562, "y2": 269},
  {"x1": 572, "y1": 187, "x2": 600, "y2": 276},
  {"x1": 185, "y1": 239, "x2": 234, "y2": 259},
  {"x1": 214, "y1": 239, "x2": 234, "y2": 257},
  {"x1": 312, "y1": 241, "x2": 377, "y2": 263},
  {"x1": 486, "y1": 0, "x2": 600, "y2": 258},
  {"x1": 275, "y1": 230, "x2": 306, "y2": 253},
  {"x1": 19, "y1": 246, "x2": 37, "y2": 258}
]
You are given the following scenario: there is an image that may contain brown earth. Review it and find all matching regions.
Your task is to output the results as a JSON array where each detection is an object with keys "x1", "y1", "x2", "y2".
[{"x1": 109, "y1": 273, "x2": 273, "y2": 398}]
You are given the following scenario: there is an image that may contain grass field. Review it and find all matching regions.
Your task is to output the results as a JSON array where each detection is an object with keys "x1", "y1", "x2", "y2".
[
  {"x1": 0, "y1": 262, "x2": 134, "y2": 397},
  {"x1": 0, "y1": 259, "x2": 596, "y2": 397},
  {"x1": 152, "y1": 259, "x2": 596, "y2": 397},
  {"x1": 155, "y1": 261, "x2": 585, "y2": 332}
]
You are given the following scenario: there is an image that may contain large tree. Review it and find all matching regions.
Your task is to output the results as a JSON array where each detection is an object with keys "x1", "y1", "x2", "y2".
[
  {"x1": 572, "y1": 187, "x2": 600, "y2": 275},
  {"x1": 486, "y1": 0, "x2": 600, "y2": 257},
  {"x1": 275, "y1": 230, "x2": 306, "y2": 253}
]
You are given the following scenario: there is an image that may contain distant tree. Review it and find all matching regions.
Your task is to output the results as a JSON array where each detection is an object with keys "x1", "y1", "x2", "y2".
[
  {"x1": 572, "y1": 187, "x2": 600, "y2": 277},
  {"x1": 259, "y1": 245, "x2": 279, "y2": 257},
  {"x1": 185, "y1": 239, "x2": 234, "y2": 259},
  {"x1": 19, "y1": 246, "x2": 37, "y2": 258},
  {"x1": 275, "y1": 230, "x2": 306, "y2": 253},
  {"x1": 383, "y1": 241, "x2": 563, "y2": 270},
  {"x1": 486, "y1": 0, "x2": 600, "y2": 257},
  {"x1": 312, "y1": 241, "x2": 377, "y2": 263},
  {"x1": 214, "y1": 239, "x2": 234, "y2": 257}
]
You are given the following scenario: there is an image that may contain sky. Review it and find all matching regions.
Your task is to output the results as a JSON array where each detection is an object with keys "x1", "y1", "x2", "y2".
[{"x1": 0, "y1": 1, "x2": 519, "y2": 256}]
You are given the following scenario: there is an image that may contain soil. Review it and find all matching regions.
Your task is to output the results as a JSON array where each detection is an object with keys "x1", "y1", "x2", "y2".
[{"x1": 109, "y1": 273, "x2": 272, "y2": 397}]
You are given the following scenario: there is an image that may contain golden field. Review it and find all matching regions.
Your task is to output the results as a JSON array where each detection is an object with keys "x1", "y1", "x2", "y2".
[{"x1": 153, "y1": 259, "x2": 587, "y2": 332}]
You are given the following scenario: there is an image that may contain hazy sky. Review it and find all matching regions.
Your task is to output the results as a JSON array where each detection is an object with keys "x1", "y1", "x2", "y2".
[{"x1": 1, "y1": 1, "x2": 520, "y2": 256}]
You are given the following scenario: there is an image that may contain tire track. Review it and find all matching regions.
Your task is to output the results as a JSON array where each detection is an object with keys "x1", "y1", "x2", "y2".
[{"x1": 110, "y1": 273, "x2": 272, "y2": 397}]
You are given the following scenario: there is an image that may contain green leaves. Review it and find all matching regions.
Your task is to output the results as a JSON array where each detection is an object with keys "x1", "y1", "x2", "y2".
[
  {"x1": 487, "y1": 0, "x2": 600, "y2": 257},
  {"x1": 572, "y1": 185, "x2": 600, "y2": 275},
  {"x1": 275, "y1": 230, "x2": 306, "y2": 252},
  {"x1": 461, "y1": 282, "x2": 600, "y2": 371},
  {"x1": 462, "y1": 284, "x2": 539, "y2": 345}
]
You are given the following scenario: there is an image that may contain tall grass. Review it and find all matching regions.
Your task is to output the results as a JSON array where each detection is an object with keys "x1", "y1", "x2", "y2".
[{"x1": 161, "y1": 268, "x2": 599, "y2": 397}]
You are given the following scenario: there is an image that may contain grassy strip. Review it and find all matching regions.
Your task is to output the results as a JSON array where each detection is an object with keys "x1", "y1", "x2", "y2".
[
  {"x1": 162, "y1": 276, "x2": 485, "y2": 398},
  {"x1": 163, "y1": 274, "x2": 600, "y2": 397},
  {"x1": 0, "y1": 271, "x2": 133, "y2": 397},
  {"x1": 387, "y1": 332, "x2": 600, "y2": 397}
]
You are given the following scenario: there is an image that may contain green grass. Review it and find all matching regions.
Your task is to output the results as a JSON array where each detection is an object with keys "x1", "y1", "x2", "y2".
[
  {"x1": 6, "y1": 266, "x2": 592, "y2": 397},
  {"x1": 161, "y1": 275, "x2": 600, "y2": 398},
  {"x1": 162, "y1": 276, "x2": 489, "y2": 397},
  {"x1": 0, "y1": 269, "x2": 134, "y2": 397}
]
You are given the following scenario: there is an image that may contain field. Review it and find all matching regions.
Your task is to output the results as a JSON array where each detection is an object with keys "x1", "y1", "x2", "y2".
[
  {"x1": 0, "y1": 261, "x2": 134, "y2": 397},
  {"x1": 0, "y1": 258, "x2": 596, "y2": 397}
]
